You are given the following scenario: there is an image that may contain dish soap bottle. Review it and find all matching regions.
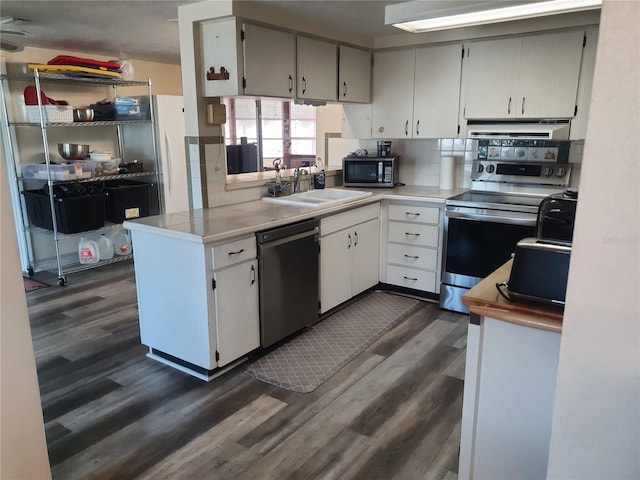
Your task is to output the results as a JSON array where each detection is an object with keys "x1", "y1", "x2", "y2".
[{"x1": 313, "y1": 157, "x2": 325, "y2": 190}]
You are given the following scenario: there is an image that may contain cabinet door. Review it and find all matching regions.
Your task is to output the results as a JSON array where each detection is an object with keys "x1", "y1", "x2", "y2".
[
  {"x1": 214, "y1": 259, "x2": 260, "y2": 367},
  {"x1": 517, "y1": 30, "x2": 584, "y2": 118},
  {"x1": 463, "y1": 38, "x2": 521, "y2": 119},
  {"x1": 201, "y1": 18, "x2": 243, "y2": 97},
  {"x1": 339, "y1": 45, "x2": 372, "y2": 103},
  {"x1": 351, "y1": 219, "x2": 380, "y2": 296},
  {"x1": 413, "y1": 43, "x2": 463, "y2": 138},
  {"x1": 372, "y1": 49, "x2": 416, "y2": 138},
  {"x1": 297, "y1": 36, "x2": 337, "y2": 101},
  {"x1": 243, "y1": 23, "x2": 295, "y2": 98},
  {"x1": 571, "y1": 28, "x2": 598, "y2": 140},
  {"x1": 320, "y1": 229, "x2": 352, "y2": 313}
]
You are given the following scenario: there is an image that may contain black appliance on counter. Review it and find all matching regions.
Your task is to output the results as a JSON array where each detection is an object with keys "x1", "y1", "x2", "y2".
[
  {"x1": 226, "y1": 144, "x2": 258, "y2": 174},
  {"x1": 342, "y1": 155, "x2": 398, "y2": 187},
  {"x1": 502, "y1": 189, "x2": 578, "y2": 306},
  {"x1": 536, "y1": 189, "x2": 578, "y2": 245}
]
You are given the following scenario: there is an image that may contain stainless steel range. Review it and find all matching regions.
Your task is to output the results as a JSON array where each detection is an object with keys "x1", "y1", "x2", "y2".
[{"x1": 440, "y1": 139, "x2": 572, "y2": 313}]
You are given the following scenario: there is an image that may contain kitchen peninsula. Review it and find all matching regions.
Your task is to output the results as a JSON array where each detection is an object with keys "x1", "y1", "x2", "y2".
[
  {"x1": 459, "y1": 260, "x2": 563, "y2": 479},
  {"x1": 123, "y1": 185, "x2": 465, "y2": 379}
]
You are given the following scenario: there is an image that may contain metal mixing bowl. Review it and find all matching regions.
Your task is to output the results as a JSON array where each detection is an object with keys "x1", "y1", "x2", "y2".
[
  {"x1": 73, "y1": 108, "x2": 94, "y2": 122},
  {"x1": 58, "y1": 143, "x2": 90, "y2": 160}
]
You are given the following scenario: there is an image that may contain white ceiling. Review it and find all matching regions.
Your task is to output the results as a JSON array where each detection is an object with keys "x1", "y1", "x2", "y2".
[{"x1": 0, "y1": 0, "x2": 405, "y2": 64}]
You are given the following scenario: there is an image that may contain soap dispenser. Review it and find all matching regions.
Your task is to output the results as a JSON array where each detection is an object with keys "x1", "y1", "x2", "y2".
[{"x1": 313, "y1": 157, "x2": 325, "y2": 189}]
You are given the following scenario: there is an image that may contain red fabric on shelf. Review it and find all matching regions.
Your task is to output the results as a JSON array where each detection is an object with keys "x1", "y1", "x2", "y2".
[
  {"x1": 23, "y1": 86, "x2": 63, "y2": 105},
  {"x1": 48, "y1": 55, "x2": 121, "y2": 71}
]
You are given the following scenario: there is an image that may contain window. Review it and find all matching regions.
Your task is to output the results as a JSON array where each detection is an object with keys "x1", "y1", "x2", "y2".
[{"x1": 222, "y1": 98, "x2": 316, "y2": 173}]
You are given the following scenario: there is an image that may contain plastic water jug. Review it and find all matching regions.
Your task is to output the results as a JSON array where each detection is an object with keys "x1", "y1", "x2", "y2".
[
  {"x1": 78, "y1": 237, "x2": 99, "y2": 264},
  {"x1": 97, "y1": 233, "x2": 114, "y2": 260},
  {"x1": 112, "y1": 229, "x2": 132, "y2": 256}
]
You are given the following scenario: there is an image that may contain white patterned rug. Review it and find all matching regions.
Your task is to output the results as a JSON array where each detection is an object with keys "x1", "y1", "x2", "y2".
[{"x1": 244, "y1": 291, "x2": 423, "y2": 393}]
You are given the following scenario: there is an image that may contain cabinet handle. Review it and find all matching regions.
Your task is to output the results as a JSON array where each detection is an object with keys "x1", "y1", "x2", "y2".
[
  {"x1": 250, "y1": 265, "x2": 256, "y2": 285},
  {"x1": 347, "y1": 233, "x2": 352, "y2": 249},
  {"x1": 416, "y1": 120, "x2": 420, "y2": 136},
  {"x1": 302, "y1": 76, "x2": 307, "y2": 95},
  {"x1": 289, "y1": 74, "x2": 293, "y2": 94},
  {"x1": 405, "y1": 120, "x2": 409, "y2": 136},
  {"x1": 228, "y1": 248, "x2": 245, "y2": 256},
  {"x1": 343, "y1": 81, "x2": 347, "y2": 98},
  {"x1": 405, "y1": 212, "x2": 420, "y2": 217},
  {"x1": 521, "y1": 96, "x2": 526, "y2": 115},
  {"x1": 404, "y1": 254, "x2": 419, "y2": 259},
  {"x1": 354, "y1": 231, "x2": 359, "y2": 247},
  {"x1": 405, "y1": 232, "x2": 420, "y2": 236},
  {"x1": 508, "y1": 97, "x2": 512, "y2": 115},
  {"x1": 403, "y1": 276, "x2": 418, "y2": 281}
]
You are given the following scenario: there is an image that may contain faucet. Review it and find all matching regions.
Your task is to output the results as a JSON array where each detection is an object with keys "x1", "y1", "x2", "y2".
[{"x1": 293, "y1": 167, "x2": 309, "y2": 193}]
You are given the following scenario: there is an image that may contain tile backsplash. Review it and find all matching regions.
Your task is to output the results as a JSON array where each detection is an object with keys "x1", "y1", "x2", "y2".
[
  {"x1": 328, "y1": 137, "x2": 477, "y2": 189},
  {"x1": 328, "y1": 137, "x2": 584, "y2": 190},
  {"x1": 194, "y1": 136, "x2": 585, "y2": 208}
]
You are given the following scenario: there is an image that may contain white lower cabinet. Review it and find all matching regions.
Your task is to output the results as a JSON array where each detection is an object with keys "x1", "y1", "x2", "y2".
[
  {"x1": 131, "y1": 231, "x2": 259, "y2": 377},
  {"x1": 212, "y1": 256, "x2": 260, "y2": 367},
  {"x1": 459, "y1": 316, "x2": 561, "y2": 479},
  {"x1": 381, "y1": 201, "x2": 443, "y2": 294},
  {"x1": 320, "y1": 204, "x2": 380, "y2": 313}
]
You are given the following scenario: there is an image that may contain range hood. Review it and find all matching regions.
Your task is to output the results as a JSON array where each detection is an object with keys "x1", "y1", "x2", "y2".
[{"x1": 466, "y1": 120, "x2": 571, "y2": 140}]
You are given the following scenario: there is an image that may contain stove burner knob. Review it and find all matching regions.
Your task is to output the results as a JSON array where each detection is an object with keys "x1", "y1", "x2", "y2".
[
  {"x1": 543, "y1": 167, "x2": 554, "y2": 176},
  {"x1": 476, "y1": 164, "x2": 484, "y2": 173},
  {"x1": 486, "y1": 164, "x2": 495, "y2": 173},
  {"x1": 555, "y1": 167, "x2": 567, "y2": 177}
]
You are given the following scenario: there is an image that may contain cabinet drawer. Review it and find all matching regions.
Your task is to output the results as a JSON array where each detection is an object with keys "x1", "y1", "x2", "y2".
[
  {"x1": 387, "y1": 244, "x2": 438, "y2": 271},
  {"x1": 388, "y1": 204, "x2": 440, "y2": 224},
  {"x1": 321, "y1": 203, "x2": 380, "y2": 236},
  {"x1": 387, "y1": 265, "x2": 437, "y2": 292},
  {"x1": 211, "y1": 236, "x2": 257, "y2": 270},
  {"x1": 388, "y1": 222, "x2": 440, "y2": 248}
]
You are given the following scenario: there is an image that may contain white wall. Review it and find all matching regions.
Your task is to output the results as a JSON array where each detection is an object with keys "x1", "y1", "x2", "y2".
[
  {"x1": 547, "y1": 1, "x2": 640, "y2": 477},
  {"x1": 0, "y1": 144, "x2": 51, "y2": 478}
]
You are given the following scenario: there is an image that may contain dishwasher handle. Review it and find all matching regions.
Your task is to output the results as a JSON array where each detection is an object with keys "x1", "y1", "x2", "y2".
[{"x1": 258, "y1": 228, "x2": 318, "y2": 250}]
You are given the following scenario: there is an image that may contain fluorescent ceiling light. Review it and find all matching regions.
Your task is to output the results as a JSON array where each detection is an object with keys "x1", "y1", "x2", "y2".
[{"x1": 386, "y1": 0, "x2": 602, "y2": 33}]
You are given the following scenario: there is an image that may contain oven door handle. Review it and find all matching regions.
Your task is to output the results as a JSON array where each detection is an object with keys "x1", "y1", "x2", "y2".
[{"x1": 446, "y1": 210, "x2": 537, "y2": 226}]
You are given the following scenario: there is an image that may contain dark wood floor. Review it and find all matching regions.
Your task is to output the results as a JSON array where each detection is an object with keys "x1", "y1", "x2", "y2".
[{"x1": 26, "y1": 261, "x2": 468, "y2": 479}]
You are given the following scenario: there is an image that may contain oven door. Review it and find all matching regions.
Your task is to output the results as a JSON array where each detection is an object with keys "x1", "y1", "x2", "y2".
[{"x1": 440, "y1": 207, "x2": 537, "y2": 313}]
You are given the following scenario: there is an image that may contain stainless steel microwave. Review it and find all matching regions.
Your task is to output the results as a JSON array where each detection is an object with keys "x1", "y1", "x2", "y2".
[{"x1": 343, "y1": 156, "x2": 398, "y2": 187}]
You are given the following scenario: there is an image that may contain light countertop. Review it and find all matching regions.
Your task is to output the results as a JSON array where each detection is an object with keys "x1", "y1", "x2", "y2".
[
  {"x1": 123, "y1": 185, "x2": 466, "y2": 244},
  {"x1": 462, "y1": 260, "x2": 564, "y2": 333}
]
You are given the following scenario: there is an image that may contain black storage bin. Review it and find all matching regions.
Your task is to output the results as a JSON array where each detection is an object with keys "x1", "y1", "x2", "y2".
[
  {"x1": 22, "y1": 189, "x2": 105, "y2": 234},
  {"x1": 104, "y1": 180, "x2": 151, "y2": 223}
]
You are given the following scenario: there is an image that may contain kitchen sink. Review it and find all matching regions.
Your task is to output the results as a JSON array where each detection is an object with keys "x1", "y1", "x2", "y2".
[{"x1": 262, "y1": 188, "x2": 373, "y2": 208}]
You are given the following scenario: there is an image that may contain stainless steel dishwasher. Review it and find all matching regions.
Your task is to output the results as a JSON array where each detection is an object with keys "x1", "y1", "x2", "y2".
[{"x1": 256, "y1": 218, "x2": 320, "y2": 348}]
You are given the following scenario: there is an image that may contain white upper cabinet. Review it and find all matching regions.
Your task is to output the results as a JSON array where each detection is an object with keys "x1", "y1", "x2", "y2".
[
  {"x1": 201, "y1": 18, "x2": 244, "y2": 98},
  {"x1": 296, "y1": 36, "x2": 338, "y2": 101},
  {"x1": 372, "y1": 44, "x2": 463, "y2": 139},
  {"x1": 463, "y1": 30, "x2": 585, "y2": 119},
  {"x1": 339, "y1": 45, "x2": 372, "y2": 103},
  {"x1": 463, "y1": 37, "x2": 521, "y2": 119},
  {"x1": 200, "y1": 20, "x2": 295, "y2": 98},
  {"x1": 201, "y1": 18, "x2": 370, "y2": 102},
  {"x1": 413, "y1": 43, "x2": 463, "y2": 138},
  {"x1": 570, "y1": 27, "x2": 599, "y2": 140},
  {"x1": 372, "y1": 49, "x2": 416, "y2": 138},
  {"x1": 243, "y1": 23, "x2": 296, "y2": 98}
]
